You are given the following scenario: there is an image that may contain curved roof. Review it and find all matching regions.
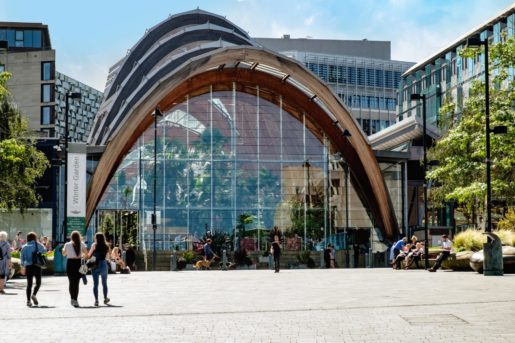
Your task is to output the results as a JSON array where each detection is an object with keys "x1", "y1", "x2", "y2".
[
  {"x1": 87, "y1": 10, "x2": 399, "y2": 241},
  {"x1": 89, "y1": 9, "x2": 255, "y2": 146}
]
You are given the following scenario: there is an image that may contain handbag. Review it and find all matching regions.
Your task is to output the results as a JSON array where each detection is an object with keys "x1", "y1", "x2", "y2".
[
  {"x1": 79, "y1": 260, "x2": 89, "y2": 275},
  {"x1": 32, "y1": 243, "x2": 47, "y2": 269},
  {"x1": 86, "y1": 255, "x2": 98, "y2": 269}
]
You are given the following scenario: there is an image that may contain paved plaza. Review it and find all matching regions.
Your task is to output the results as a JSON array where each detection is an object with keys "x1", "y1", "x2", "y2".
[{"x1": 2, "y1": 268, "x2": 515, "y2": 342}]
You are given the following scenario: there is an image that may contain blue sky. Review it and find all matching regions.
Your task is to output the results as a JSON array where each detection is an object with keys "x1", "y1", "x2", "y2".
[{"x1": 0, "y1": 0, "x2": 512, "y2": 91}]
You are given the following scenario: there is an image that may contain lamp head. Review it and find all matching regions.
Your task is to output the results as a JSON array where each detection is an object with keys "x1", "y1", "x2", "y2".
[
  {"x1": 466, "y1": 37, "x2": 484, "y2": 47},
  {"x1": 153, "y1": 106, "x2": 163, "y2": 117},
  {"x1": 410, "y1": 93, "x2": 424, "y2": 101},
  {"x1": 492, "y1": 126, "x2": 508, "y2": 134}
]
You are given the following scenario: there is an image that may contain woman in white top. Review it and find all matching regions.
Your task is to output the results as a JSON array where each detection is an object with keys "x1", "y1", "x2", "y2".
[{"x1": 62, "y1": 230, "x2": 88, "y2": 307}]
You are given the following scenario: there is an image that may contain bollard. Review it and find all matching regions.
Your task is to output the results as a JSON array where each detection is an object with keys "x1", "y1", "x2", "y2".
[
  {"x1": 483, "y1": 233, "x2": 503, "y2": 276},
  {"x1": 170, "y1": 252, "x2": 177, "y2": 271},
  {"x1": 53, "y1": 243, "x2": 67, "y2": 275},
  {"x1": 222, "y1": 249, "x2": 227, "y2": 271}
]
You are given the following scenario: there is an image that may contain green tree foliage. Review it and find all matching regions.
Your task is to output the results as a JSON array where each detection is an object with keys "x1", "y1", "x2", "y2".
[
  {"x1": 0, "y1": 72, "x2": 49, "y2": 210},
  {"x1": 427, "y1": 36, "x2": 515, "y2": 226}
]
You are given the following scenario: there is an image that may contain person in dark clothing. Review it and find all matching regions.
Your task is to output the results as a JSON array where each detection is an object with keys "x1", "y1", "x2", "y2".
[
  {"x1": 323, "y1": 245, "x2": 331, "y2": 268},
  {"x1": 125, "y1": 245, "x2": 136, "y2": 271},
  {"x1": 203, "y1": 239, "x2": 218, "y2": 261},
  {"x1": 20, "y1": 232, "x2": 47, "y2": 307},
  {"x1": 271, "y1": 235, "x2": 281, "y2": 273}
]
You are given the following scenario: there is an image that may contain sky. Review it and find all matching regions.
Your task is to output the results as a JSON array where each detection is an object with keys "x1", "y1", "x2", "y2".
[{"x1": 0, "y1": 0, "x2": 512, "y2": 91}]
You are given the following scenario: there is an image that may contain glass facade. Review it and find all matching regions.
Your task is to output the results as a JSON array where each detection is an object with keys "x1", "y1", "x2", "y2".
[
  {"x1": 0, "y1": 29, "x2": 43, "y2": 49},
  {"x1": 96, "y1": 84, "x2": 394, "y2": 251},
  {"x1": 293, "y1": 52, "x2": 413, "y2": 135}
]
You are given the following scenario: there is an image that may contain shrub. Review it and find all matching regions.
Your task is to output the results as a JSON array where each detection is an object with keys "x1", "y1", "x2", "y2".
[
  {"x1": 495, "y1": 229, "x2": 515, "y2": 246},
  {"x1": 497, "y1": 208, "x2": 515, "y2": 231},
  {"x1": 233, "y1": 249, "x2": 252, "y2": 266},
  {"x1": 453, "y1": 229, "x2": 485, "y2": 252},
  {"x1": 182, "y1": 250, "x2": 196, "y2": 264},
  {"x1": 297, "y1": 250, "x2": 315, "y2": 268}
]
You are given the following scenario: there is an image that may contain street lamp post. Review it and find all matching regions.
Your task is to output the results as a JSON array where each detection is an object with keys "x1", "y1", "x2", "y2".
[
  {"x1": 467, "y1": 36, "x2": 507, "y2": 276},
  {"x1": 152, "y1": 107, "x2": 163, "y2": 271},
  {"x1": 410, "y1": 93, "x2": 429, "y2": 269},
  {"x1": 63, "y1": 92, "x2": 81, "y2": 242}
]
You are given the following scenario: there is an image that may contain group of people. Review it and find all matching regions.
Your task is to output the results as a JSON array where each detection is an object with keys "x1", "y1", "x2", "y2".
[
  {"x1": 390, "y1": 235, "x2": 425, "y2": 270},
  {"x1": 9, "y1": 231, "x2": 52, "y2": 252},
  {"x1": 0, "y1": 230, "x2": 115, "y2": 308},
  {"x1": 390, "y1": 234, "x2": 453, "y2": 272}
]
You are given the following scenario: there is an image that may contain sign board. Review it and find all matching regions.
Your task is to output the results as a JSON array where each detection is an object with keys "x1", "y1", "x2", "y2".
[{"x1": 67, "y1": 143, "x2": 87, "y2": 236}]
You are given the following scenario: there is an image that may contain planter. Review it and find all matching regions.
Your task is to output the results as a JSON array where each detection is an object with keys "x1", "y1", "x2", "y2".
[{"x1": 258, "y1": 256, "x2": 269, "y2": 263}]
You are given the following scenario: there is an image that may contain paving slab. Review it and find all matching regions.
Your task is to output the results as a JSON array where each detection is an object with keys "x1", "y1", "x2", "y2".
[{"x1": 2, "y1": 269, "x2": 515, "y2": 342}]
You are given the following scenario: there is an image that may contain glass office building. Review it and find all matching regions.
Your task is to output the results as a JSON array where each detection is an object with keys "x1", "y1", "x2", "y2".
[{"x1": 256, "y1": 37, "x2": 414, "y2": 135}]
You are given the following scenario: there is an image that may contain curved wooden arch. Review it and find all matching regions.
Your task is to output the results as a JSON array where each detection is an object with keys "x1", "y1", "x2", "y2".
[{"x1": 87, "y1": 47, "x2": 398, "y2": 240}]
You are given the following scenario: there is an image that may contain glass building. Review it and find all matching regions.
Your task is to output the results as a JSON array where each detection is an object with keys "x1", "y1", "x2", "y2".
[
  {"x1": 256, "y1": 37, "x2": 414, "y2": 135},
  {"x1": 96, "y1": 86, "x2": 404, "y2": 251},
  {"x1": 86, "y1": 9, "x2": 402, "y2": 264}
]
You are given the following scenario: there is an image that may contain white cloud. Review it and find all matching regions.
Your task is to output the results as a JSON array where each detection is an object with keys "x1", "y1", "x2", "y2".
[{"x1": 304, "y1": 15, "x2": 315, "y2": 26}]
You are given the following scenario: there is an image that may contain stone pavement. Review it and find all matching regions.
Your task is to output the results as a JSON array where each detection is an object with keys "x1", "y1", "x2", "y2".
[{"x1": 2, "y1": 268, "x2": 515, "y2": 342}]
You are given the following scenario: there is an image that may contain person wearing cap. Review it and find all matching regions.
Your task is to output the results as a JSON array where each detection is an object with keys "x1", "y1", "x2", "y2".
[
  {"x1": 203, "y1": 239, "x2": 217, "y2": 261},
  {"x1": 429, "y1": 234, "x2": 453, "y2": 272}
]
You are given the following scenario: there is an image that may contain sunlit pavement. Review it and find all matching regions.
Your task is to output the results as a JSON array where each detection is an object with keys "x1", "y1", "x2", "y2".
[{"x1": 2, "y1": 269, "x2": 515, "y2": 342}]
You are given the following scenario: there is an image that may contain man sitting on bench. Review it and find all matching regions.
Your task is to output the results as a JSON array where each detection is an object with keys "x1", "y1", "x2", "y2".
[{"x1": 429, "y1": 234, "x2": 452, "y2": 272}]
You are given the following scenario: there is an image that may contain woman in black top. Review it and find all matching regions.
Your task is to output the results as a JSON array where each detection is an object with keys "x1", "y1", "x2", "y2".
[
  {"x1": 87, "y1": 233, "x2": 111, "y2": 306},
  {"x1": 271, "y1": 235, "x2": 281, "y2": 273}
]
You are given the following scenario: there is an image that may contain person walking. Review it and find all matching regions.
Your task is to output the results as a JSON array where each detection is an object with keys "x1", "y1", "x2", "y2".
[
  {"x1": 87, "y1": 232, "x2": 111, "y2": 306},
  {"x1": 62, "y1": 231, "x2": 88, "y2": 307},
  {"x1": 20, "y1": 232, "x2": 47, "y2": 307},
  {"x1": 429, "y1": 234, "x2": 453, "y2": 272},
  {"x1": 271, "y1": 235, "x2": 281, "y2": 273},
  {"x1": 0, "y1": 231, "x2": 13, "y2": 294},
  {"x1": 323, "y1": 244, "x2": 331, "y2": 268}
]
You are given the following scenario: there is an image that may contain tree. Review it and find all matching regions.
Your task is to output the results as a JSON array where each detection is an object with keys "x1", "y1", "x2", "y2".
[
  {"x1": 0, "y1": 72, "x2": 49, "y2": 211},
  {"x1": 427, "y1": 36, "x2": 515, "y2": 227}
]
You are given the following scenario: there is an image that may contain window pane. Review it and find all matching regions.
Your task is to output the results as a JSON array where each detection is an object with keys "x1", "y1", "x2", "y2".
[
  {"x1": 15, "y1": 30, "x2": 23, "y2": 41},
  {"x1": 42, "y1": 84, "x2": 53, "y2": 102},
  {"x1": 41, "y1": 106, "x2": 53, "y2": 125},
  {"x1": 0, "y1": 65, "x2": 4, "y2": 73},
  {"x1": 32, "y1": 30, "x2": 41, "y2": 48},
  {"x1": 24, "y1": 30, "x2": 33, "y2": 47},
  {"x1": 42, "y1": 62, "x2": 54, "y2": 80},
  {"x1": 6, "y1": 30, "x2": 14, "y2": 47}
]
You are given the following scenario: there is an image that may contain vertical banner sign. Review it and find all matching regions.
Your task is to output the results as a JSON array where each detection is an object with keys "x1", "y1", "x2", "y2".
[{"x1": 67, "y1": 143, "x2": 87, "y2": 237}]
